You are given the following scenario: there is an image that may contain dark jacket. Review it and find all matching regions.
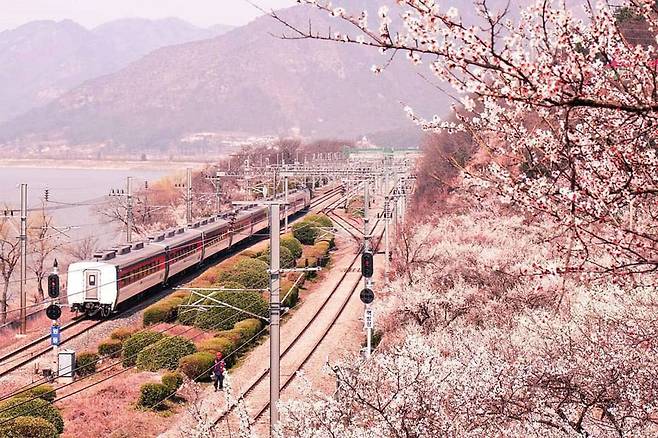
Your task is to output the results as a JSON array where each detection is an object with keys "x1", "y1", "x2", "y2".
[{"x1": 213, "y1": 359, "x2": 225, "y2": 376}]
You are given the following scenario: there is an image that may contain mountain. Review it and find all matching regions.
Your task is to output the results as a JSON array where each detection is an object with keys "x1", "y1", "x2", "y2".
[
  {"x1": 92, "y1": 18, "x2": 231, "y2": 65},
  {"x1": 0, "y1": 20, "x2": 111, "y2": 122},
  {"x1": 0, "y1": 2, "x2": 445, "y2": 154},
  {"x1": 0, "y1": 18, "x2": 233, "y2": 123}
]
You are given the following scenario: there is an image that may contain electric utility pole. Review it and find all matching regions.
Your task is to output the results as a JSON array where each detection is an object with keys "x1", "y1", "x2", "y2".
[
  {"x1": 109, "y1": 176, "x2": 133, "y2": 243},
  {"x1": 363, "y1": 179, "x2": 374, "y2": 358},
  {"x1": 19, "y1": 183, "x2": 27, "y2": 335},
  {"x1": 175, "y1": 168, "x2": 194, "y2": 224},
  {"x1": 206, "y1": 172, "x2": 223, "y2": 215},
  {"x1": 186, "y1": 168, "x2": 192, "y2": 224},
  {"x1": 384, "y1": 169, "x2": 390, "y2": 276},
  {"x1": 284, "y1": 176, "x2": 289, "y2": 233}
]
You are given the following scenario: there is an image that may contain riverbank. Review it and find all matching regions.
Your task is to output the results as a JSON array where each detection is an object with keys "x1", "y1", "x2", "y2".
[{"x1": 0, "y1": 158, "x2": 216, "y2": 171}]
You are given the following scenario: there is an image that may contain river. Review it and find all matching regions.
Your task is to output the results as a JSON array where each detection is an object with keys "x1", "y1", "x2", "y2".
[{"x1": 0, "y1": 166, "x2": 170, "y2": 249}]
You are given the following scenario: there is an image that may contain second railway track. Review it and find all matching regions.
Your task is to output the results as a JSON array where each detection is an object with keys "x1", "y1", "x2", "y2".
[{"x1": 213, "y1": 211, "x2": 385, "y2": 430}]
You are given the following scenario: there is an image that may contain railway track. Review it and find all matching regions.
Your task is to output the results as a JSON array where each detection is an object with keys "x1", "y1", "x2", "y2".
[
  {"x1": 212, "y1": 210, "x2": 385, "y2": 430},
  {"x1": 0, "y1": 185, "x2": 344, "y2": 382}
]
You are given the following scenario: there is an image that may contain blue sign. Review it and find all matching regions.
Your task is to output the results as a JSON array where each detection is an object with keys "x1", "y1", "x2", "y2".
[{"x1": 50, "y1": 324, "x2": 60, "y2": 346}]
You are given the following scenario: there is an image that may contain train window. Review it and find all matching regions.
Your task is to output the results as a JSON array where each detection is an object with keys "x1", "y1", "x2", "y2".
[{"x1": 88, "y1": 275, "x2": 96, "y2": 286}]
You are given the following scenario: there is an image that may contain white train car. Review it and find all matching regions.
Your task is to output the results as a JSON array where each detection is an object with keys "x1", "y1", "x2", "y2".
[{"x1": 66, "y1": 187, "x2": 312, "y2": 317}]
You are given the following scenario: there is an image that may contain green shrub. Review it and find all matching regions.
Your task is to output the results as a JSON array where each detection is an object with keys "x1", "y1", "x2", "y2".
[
  {"x1": 219, "y1": 258, "x2": 269, "y2": 289},
  {"x1": 259, "y1": 246, "x2": 295, "y2": 269},
  {"x1": 292, "y1": 221, "x2": 318, "y2": 245},
  {"x1": 98, "y1": 338, "x2": 123, "y2": 358},
  {"x1": 136, "y1": 336, "x2": 196, "y2": 372},
  {"x1": 193, "y1": 290, "x2": 268, "y2": 331},
  {"x1": 0, "y1": 398, "x2": 64, "y2": 433},
  {"x1": 306, "y1": 213, "x2": 333, "y2": 229},
  {"x1": 137, "y1": 383, "x2": 171, "y2": 409},
  {"x1": 233, "y1": 318, "x2": 263, "y2": 340},
  {"x1": 281, "y1": 280, "x2": 300, "y2": 308},
  {"x1": 161, "y1": 371, "x2": 184, "y2": 391},
  {"x1": 122, "y1": 331, "x2": 166, "y2": 367},
  {"x1": 280, "y1": 235, "x2": 303, "y2": 259},
  {"x1": 143, "y1": 295, "x2": 187, "y2": 326},
  {"x1": 178, "y1": 352, "x2": 214, "y2": 381},
  {"x1": 110, "y1": 327, "x2": 137, "y2": 341},
  {"x1": 13, "y1": 384, "x2": 56, "y2": 402},
  {"x1": 142, "y1": 303, "x2": 170, "y2": 326},
  {"x1": 313, "y1": 241, "x2": 331, "y2": 266},
  {"x1": 221, "y1": 268, "x2": 268, "y2": 289},
  {"x1": 0, "y1": 415, "x2": 58, "y2": 438},
  {"x1": 197, "y1": 336, "x2": 234, "y2": 354},
  {"x1": 177, "y1": 281, "x2": 245, "y2": 326},
  {"x1": 75, "y1": 351, "x2": 99, "y2": 377},
  {"x1": 233, "y1": 257, "x2": 268, "y2": 273}
]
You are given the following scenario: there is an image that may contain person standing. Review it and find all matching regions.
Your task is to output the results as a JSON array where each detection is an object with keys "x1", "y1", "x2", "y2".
[{"x1": 213, "y1": 352, "x2": 225, "y2": 391}]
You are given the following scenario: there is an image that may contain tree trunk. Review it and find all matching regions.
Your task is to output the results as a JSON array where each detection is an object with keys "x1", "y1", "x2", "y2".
[
  {"x1": 37, "y1": 274, "x2": 44, "y2": 302},
  {"x1": 1, "y1": 280, "x2": 8, "y2": 325}
]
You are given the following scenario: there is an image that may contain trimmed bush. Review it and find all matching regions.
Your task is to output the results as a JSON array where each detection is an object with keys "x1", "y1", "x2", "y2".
[
  {"x1": 280, "y1": 235, "x2": 303, "y2": 259},
  {"x1": 281, "y1": 279, "x2": 300, "y2": 308},
  {"x1": 142, "y1": 303, "x2": 170, "y2": 326},
  {"x1": 161, "y1": 371, "x2": 184, "y2": 391},
  {"x1": 233, "y1": 257, "x2": 268, "y2": 273},
  {"x1": 292, "y1": 221, "x2": 319, "y2": 245},
  {"x1": 143, "y1": 295, "x2": 187, "y2": 326},
  {"x1": 306, "y1": 213, "x2": 333, "y2": 229},
  {"x1": 136, "y1": 336, "x2": 197, "y2": 372},
  {"x1": 178, "y1": 352, "x2": 214, "y2": 381},
  {"x1": 214, "y1": 328, "x2": 242, "y2": 344},
  {"x1": 233, "y1": 318, "x2": 263, "y2": 340},
  {"x1": 193, "y1": 290, "x2": 268, "y2": 331},
  {"x1": 110, "y1": 327, "x2": 137, "y2": 341},
  {"x1": 0, "y1": 398, "x2": 64, "y2": 433},
  {"x1": 13, "y1": 384, "x2": 56, "y2": 402},
  {"x1": 221, "y1": 268, "x2": 268, "y2": 289},
  {"x1": 197, "y1": 336, "x2": 234, "y2": 354},
  {"x1": 137, "y1": 383, "x2": 171, "y2": 409},
  {"x1": 219, "y1": 258, "x2": 269, "y2": 289},
  {"x1": 177, "y1": 281, "x2": 245, "y2": 326},
  {"x1": 259, "y1": 246, "x2": 295, "y2": 269},
  {"x1": 98, "y1": 338, "x2": 123, "y2": 358},
  {"x1": 122, "y1": 331, "x2": 166, "y2": 367},
  {"x1": 75, "y1": 351, "x2": 99, "y2": 377},
  {"x1": 0, "y1": 415, "x2": 58, "y2": 438},
  {"x1": 313, "y1": 241, "x2": 331, "y2": 266}
]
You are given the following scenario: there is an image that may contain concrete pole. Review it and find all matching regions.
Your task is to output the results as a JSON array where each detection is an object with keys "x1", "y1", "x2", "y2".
[
  {"x1": 269, "y1": 204, "x2": 281, "y2": 436},
  {"x1": 215, "y1": 176, "x2": 221, "y2": 215},
  {"x1": 363, "y1": 180, "x2": 372, "y2": 359},
  {"x1": 284, "y1": 177, "x2": 289, "y2": 233},
  {"x1": 19, "y1": 184, "x2": 27, "y2": 336},
  {"x1": 126, "y1": 176, "x2": 133, "y2": 244},
  {"x1": 186, "y1": 168, "x2": 192, "y2": 224},
  {"x1": 384, "y1": 171, "x2": 390, "y2": 276}
]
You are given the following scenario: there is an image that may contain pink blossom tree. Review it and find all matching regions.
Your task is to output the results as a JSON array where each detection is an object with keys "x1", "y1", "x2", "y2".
[{"x1": 276, "y1": 0, "x2": 658, "y2": 280}]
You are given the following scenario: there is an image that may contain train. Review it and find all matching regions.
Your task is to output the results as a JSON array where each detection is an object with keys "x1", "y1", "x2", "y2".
[{"x1": 67, "y1": 188, "x2": 311, "y2": 317}]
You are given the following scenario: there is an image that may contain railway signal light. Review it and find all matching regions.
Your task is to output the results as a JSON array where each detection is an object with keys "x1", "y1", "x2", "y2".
[
  {"x1": 46, "y1": 304, "x2": 61, "y2": 320},
  {"x1": 360, "y1": 288, "x2": 374, "y2": 304},
  {"x1": 361, "y1": 251, "x2": 374, "y2": 278},
  {"x1": 48, "y1": 273, "x2": 60, "y2": 298}
]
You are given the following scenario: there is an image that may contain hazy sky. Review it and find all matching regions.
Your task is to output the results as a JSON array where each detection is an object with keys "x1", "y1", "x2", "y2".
[{"x1": 0, "y1": 0, "x2": 296, "y2": 31}]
